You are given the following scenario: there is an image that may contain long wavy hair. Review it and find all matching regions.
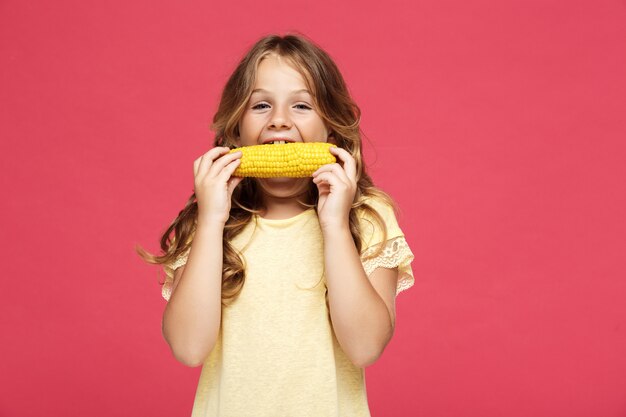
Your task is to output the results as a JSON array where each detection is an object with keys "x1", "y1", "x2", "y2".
[{"x1": 136, "y1": 33, "x2": 399, "y2": 307}]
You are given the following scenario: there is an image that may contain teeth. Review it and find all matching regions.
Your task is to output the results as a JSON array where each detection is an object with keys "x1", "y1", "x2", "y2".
[{"x1": 270, "y1": 140, "x2": 287, "y2": 145}]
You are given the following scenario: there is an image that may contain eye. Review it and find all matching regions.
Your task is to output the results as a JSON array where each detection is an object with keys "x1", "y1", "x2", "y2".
[
  {"x1": 295, "y1": 104, "x2": 312, "y2": 110},
  {"x1": 252, "y1": 103, "x2": 270, "y2": 110}
]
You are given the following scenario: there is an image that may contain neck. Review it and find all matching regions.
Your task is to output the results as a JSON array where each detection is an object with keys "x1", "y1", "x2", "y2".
[{"x1": 258, "y1": 188, "x2": 313, "y2": 220}]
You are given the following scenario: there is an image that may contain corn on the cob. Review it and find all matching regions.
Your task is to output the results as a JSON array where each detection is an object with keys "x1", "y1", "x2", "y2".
[{"x1": 228, "y1": 142, "x2": 337, "y2": 178}]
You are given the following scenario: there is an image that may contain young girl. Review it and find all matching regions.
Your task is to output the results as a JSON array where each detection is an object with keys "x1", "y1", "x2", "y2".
[{"x1": 139, "y1": 33, "x2": 415, "y2": 416}]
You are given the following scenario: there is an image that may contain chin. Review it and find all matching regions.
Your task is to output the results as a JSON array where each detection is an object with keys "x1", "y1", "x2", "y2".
[{"x1": 256, "y1": 177, "x2": 311, "y2": 195}]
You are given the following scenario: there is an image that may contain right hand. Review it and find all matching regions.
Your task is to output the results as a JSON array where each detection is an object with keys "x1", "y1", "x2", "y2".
[{"x1": 193, "y1": 146, "x2": 243, "y2": 225}]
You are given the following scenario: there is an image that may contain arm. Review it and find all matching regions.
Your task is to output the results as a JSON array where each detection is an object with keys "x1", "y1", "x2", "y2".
[
  {"x1": 311, "y1": 146, "x2": 399, "y2": 368},
  {"x1": 323, "y1": 224, "x2": 398, "y2": 368},
  {"x1": 162, "y1": 146, "x2": 243, "y2": 367},
  {"x1": 162, "y1": 219, "x2": 224, "y2": 367}
]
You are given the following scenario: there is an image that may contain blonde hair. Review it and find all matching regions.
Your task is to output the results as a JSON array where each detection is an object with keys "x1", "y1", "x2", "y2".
[{"x1": 136, "y1": 33, "x2": 398, "y2": 306}]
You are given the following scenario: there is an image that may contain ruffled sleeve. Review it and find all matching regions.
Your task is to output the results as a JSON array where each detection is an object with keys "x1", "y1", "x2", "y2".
[
  {"x1": 161, "y1": 247, "x2": 190, "y2": 302},
  {"x1": 358, "y1": 197, "x2": 415, "y2": 295}
]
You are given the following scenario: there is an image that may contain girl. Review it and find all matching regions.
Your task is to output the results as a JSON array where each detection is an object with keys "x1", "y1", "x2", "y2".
[{"x1": 138, "y1": 33, "x2": 415, "y2": 416}]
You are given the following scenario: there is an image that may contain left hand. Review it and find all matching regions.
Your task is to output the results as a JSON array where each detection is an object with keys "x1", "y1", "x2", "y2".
[{"x1": 312, "y1": 146, "x2": 357, "y2": 231}]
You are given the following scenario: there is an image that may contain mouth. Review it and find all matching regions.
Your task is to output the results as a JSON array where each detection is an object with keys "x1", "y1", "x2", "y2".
[{"x1": 262, "y1": 138, "x2": 296, "y2": 145}]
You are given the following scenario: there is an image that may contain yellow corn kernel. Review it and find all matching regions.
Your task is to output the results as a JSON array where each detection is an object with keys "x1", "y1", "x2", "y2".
[{"x1": 228, "y1": 142, "x2": 337, "y2": 178}]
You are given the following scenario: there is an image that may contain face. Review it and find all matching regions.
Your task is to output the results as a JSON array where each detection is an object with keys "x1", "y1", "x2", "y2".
[
  {"x1": 236, "y1": 53, "x2": 334, "y2": 147},
  {"x1": 236, "y1": 53, "x2": 335, "y2": 197}
]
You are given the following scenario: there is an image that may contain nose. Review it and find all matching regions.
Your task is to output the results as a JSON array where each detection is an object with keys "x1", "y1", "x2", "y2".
[{"x1": 268, "y1": 106, "x2": 292, "y2": 130}]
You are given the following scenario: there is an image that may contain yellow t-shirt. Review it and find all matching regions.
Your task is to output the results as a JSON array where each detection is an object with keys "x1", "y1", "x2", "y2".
[{"x1": 162, "y1": 196, "x2": 415, "y2": 417}]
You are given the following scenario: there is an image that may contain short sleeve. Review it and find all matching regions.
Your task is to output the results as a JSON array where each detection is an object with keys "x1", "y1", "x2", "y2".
[
  {"x1": 161, "y1": 247, "x2": 190, "y2": 301},
  {"x1": 358, "y1": 197, "x2": 415, "y2": 295}
]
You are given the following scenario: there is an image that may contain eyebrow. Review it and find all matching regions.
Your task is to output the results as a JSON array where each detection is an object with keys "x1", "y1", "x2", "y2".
[{"x1": 251, "y1": 88, "x2": 311, "y2": 95}]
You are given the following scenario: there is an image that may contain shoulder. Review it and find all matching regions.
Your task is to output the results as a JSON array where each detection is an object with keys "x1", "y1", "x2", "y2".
[
  {"x1": 355, "y1": 193, "x2": 404, "y2": 250},
  {"x1": 356, "y1": 193, "x2": 397, "y2": 222},
  {"x1": 356, "y1": 194, "x2": 416, "y2": 296}
]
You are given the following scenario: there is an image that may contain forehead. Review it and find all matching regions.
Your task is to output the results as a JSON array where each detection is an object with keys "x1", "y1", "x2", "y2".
[{"x1": 252, "y1": 55, "x2": 313, "y2": 95}]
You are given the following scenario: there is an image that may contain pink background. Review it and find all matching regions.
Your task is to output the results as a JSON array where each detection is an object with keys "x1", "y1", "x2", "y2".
[{"x1": 2, "y1": 0, "x2": 625, "y2": 416}]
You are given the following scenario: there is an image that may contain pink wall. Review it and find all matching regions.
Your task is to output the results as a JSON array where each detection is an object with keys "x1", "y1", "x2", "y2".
[{"x1": 2, "y1": 0, "x2": 625, "y2": 416}]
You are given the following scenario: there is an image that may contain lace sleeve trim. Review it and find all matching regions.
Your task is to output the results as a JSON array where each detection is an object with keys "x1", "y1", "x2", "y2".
[
  {"x1": 161, "y1": 249, "x2": 190, "y2": 302},
  {"x1": 170, "y1": 251, "x2": 190, "y2": 270},
  {"x1": 361, "y1": 235, "x2": 415, "y2": 295}
]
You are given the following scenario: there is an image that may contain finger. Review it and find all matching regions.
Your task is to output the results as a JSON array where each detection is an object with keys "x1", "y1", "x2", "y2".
[
  {"x1": 329, "y1": 147, "x2": 357, "y2": 182},
  {"x1": 227, "y1": 176, "x2": 244, "y2": 195},
  {"x1": 208, "y1": 150, "x2": 242, "y2": 178},
  {"x1": 197, "y1": 147, "x2": 226, "y2": 177},
  {"x1": 194, "y1": 158, "x2": 200, "y2": 177},
  {"x1": 312, "y1": 163, "x2": 349, "y2": 186},
  {"x1": 197, "y1": 147, "x2": 231, "y2": 177},
  {"x1": 312, "y1": 171, "x2": 345, "y2": 189},
  {"x1": 315, "y1": 181, "x2": 330, "y2": 194},
  {"x1": 217, "y1": 157, "x2": 242, "y2": 183}
]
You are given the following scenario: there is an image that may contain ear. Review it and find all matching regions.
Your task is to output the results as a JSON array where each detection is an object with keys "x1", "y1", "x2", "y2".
[
  {"x1": 232, "y1": 124, "x2": 242, "y2": 147},
  {"x1": 327, "y1": 128, "x2": 337, "y2": 145},
  {"x1": 219, "y1": 137, "x2": 238, "y2": 148},
  {"x1": 229, "y1": 133, "x2": 246, "y2": 148}
]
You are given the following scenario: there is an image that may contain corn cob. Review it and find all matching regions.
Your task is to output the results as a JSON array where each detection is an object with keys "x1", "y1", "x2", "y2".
[{"x1": 228, "y1": 142, "x2": 337, "y2": 178}]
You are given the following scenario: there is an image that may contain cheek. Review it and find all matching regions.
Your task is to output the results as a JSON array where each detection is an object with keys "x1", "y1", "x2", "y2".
[
  {"x1": 240, "y1": 113, "x2": 267, "y2": 129},
  {"x1": 312, "y1": 120, "x2": 331, "y2": 138},
  {"x1": 298, "y1": 117, "x2": 325, "y2": 133},
  {"x1": 239, "y1": 114, "x2": 263, "y2": 134}
]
